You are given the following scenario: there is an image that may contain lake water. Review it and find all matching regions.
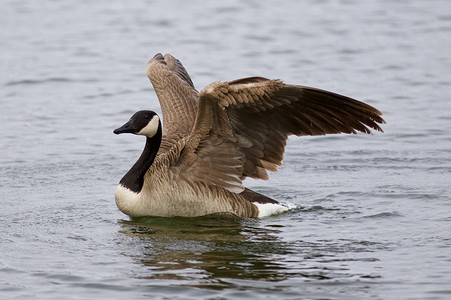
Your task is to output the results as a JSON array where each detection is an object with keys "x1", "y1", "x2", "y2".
[{"x1": 1, "y1": 0, "x2": 451, "y2": 299}]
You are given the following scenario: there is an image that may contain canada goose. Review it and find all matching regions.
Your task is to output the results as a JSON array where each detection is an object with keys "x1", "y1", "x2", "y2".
[{"x1": 114, "y1": 53, "x2": 385, "y2": 218}]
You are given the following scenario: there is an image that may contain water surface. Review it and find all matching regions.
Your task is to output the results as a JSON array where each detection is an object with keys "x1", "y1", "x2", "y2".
[{"x1": 1, "y1": 0, "x2": 451, "y2": 299}]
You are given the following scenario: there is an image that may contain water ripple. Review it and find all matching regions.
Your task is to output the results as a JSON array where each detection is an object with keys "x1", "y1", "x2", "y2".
[{"x1": 5, "y1": 77, "x2": 99, "y2": 86}]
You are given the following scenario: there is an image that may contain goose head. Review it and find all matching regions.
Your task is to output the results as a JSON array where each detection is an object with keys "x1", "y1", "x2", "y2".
[{"x1": 114, "y1": 110, "x2": 161, "y2": 138}]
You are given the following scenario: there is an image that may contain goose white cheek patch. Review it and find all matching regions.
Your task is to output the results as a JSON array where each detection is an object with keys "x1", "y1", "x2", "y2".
[{"x1": 138, "y1": 115, "x2": 160, "y2": 137}]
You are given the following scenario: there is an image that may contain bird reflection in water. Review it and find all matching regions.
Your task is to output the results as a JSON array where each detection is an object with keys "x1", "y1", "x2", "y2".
[{"x1": 118, "y1": 214, "x2": 295, "y2": 288}]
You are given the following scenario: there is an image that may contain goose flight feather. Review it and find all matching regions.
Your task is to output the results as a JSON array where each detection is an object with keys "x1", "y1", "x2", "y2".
[
  {"x1": 114, "y1": 53, "x2": 385, "y2": 218},
  {"x1": 146, "y1": 53, "x2": 198, "y2": 152}
]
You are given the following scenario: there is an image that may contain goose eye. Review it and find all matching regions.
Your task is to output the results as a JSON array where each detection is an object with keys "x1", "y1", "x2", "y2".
[{"x1": 144, "y1": 115, "x2": 150, "y2": 119}]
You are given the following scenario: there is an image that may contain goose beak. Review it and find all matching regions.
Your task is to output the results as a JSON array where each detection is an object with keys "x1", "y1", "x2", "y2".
[{"x1": 114, "y1": 120, "x2": 137, "y2": 134}]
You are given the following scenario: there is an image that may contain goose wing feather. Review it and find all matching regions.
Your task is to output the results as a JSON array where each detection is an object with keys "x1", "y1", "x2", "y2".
[
  {"x1": 145, "y1": 53, "x2": 199, "y2": 149},
  {"x1": 174, "y1": 97, "x2": 246, "y2": 193},
  {"x1": 173, "y1": 77, "x2": 385, "y2": 193}
]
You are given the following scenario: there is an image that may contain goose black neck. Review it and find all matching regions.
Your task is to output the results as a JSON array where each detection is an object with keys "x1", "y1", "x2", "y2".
[{"x1": 119, "y1": 124, "x2": 162, "y2": 193}]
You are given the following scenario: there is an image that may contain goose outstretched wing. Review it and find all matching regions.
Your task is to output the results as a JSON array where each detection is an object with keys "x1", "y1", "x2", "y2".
[
  {"x1": 146, "y1": 53, "x2": 199, "y2": 147},
  {"x1": 175, "y1": 77, "x2": 385, "y2": 193}
]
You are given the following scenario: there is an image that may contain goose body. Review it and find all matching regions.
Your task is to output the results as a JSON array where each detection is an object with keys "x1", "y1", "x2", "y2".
[{"x1": 114, "y1": 53, "x2": 385, "y2": 218}]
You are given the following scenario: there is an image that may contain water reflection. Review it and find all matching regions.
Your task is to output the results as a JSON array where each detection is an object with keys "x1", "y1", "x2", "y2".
[
  {"x1": 118, "y1": 215, "x2": 293, "y2": 287},
  {"x1": 117, "y1": 211, "x2": 388, "y2": 291}
]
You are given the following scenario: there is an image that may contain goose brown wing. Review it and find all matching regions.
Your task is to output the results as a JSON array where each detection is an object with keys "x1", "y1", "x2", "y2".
[
  {"x1": 205, "y1": 77, "x2": 385, "y2": 180},
  {"x1": 175, "y1": 77, "x2": 385, "y2": 192},
  {"x1": 146, "y1": 53, "x2": 199, "y2": 144},
  {"x1": 173, "y1": 96, "x2": 246, "y2": 193}
]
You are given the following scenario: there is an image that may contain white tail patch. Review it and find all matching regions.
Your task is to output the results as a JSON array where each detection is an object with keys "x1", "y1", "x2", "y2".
[
  {"x1": 254, "y1": 202, "x2": 296, "y2": 218},
  {"x1": 137, "y1": 115, "x2": 160, "y2": 137}
]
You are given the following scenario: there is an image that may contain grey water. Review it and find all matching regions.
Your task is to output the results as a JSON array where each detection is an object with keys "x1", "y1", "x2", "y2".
[{"x1": 1, "y1": 0, "x2": 450, "y2": 299}]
